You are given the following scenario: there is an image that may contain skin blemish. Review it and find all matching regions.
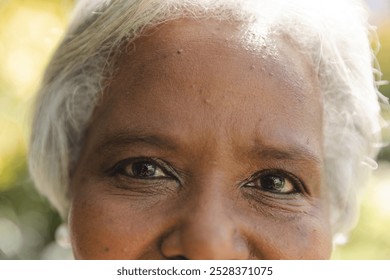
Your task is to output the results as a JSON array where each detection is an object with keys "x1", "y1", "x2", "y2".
[{"x1": 177, "y1": 49, "x2": 183, "y2": 54}]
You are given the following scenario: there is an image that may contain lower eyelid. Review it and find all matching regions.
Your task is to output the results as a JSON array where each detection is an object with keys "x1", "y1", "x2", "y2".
[
  {"x1": 243, "y1": 170, "x2": 304, "y2": 193},
  {"x1": 108, "y1": 177, "x2": 180, "y2": 196},
  {"x1": 241, "y1": 189, "x2": 309, "y2": 216}
]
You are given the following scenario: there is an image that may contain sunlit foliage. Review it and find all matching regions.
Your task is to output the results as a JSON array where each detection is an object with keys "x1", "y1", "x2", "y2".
[{"x1": 0, "y1": 0, "x2": 73, "y2": 259}]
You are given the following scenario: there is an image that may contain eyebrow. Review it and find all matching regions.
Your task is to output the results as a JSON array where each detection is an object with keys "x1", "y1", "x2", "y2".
[
  {"x1": 252, "y1": 144, "x2": 322, "y2": 164},
  {"x1": 96, "y1": 130, "x2": 322, "y2": 165},
  {"x1": 96, "y1": 130, "x2": 179, "y2": 153}
]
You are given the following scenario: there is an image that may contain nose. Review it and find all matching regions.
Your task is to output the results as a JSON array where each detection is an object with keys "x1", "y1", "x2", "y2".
[{"x1": 160, "y1": 183, "x2": 250, "y2": 260}]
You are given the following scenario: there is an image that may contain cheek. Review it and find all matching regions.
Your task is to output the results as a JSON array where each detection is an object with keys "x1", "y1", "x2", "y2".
[
  {"x1": 247, "y1": 209, "x2": 332, "y2": 259},
  {"x1": 68, "y1": 187, "x2": 163, "y2": 259}
]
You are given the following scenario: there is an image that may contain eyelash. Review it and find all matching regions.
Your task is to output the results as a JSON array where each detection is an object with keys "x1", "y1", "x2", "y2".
[
  {"x1": 242, "y1": 169, "x2": 305, "y2": 195},
  {"x1": 107, "y1": 157, "x2": 175, "y2": 180},
  {"x1": 107, "y1": 157, "x2": 305, "y2": 194}
]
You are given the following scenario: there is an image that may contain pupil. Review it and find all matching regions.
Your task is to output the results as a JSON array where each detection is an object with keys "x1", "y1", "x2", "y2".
[
  {"x1": 261, "y1": 175, "x2": 284, "y2": 191},
  {"x1": 132, "y1": 162, "x2": 156, "y2": 177}
]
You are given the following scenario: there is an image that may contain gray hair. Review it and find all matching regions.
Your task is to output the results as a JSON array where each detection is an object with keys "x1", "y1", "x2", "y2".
[{"x1": 29, "y1": 0, "x2": 387, "y2": 238}]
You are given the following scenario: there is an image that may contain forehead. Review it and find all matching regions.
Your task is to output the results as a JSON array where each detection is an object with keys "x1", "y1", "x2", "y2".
[
  {"x1": 92, "y1": 18, "x2": 323, "y2": 165},
  {"x1": 113, "y1": 19, "x2": 316, "y2": 95}
]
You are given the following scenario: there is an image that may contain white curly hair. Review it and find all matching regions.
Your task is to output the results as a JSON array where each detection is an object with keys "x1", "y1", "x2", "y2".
[{"x1": 29, "y1": 0, "x2": 387, "y2": 239}]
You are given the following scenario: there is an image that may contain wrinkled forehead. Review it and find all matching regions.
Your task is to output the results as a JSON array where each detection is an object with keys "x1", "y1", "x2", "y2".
[
  {"x1": 98, "y1": 18, "x2": 323, "y2": 144},
  {"x1": 114, "y1": 18, "x2": 319, "y2": 100},
  {"x1": 68, "y1": 0, "x2": 320, "y2": 73},
  {"x1": 86, "y1": 17, "x2": 324, "y2": 172}
]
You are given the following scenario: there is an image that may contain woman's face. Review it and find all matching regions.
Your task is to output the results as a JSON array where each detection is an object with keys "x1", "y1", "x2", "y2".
[{"x1": 69, "y1": 19, "x2": 332, "y2": 259}]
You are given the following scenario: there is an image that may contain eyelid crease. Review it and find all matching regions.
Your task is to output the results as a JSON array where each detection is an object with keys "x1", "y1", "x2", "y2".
[{"x1": 97, "y1": 130, "x2": 322, "y2": 173}]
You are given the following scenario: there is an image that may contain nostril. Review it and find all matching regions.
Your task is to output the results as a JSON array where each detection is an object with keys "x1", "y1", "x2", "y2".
[{"x1": 167, "y1": 255, "x2": 188, "y2": 260}]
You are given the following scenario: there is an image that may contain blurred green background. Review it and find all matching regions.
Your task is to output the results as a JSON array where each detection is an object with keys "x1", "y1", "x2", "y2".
[{"x1": 0, "y1": 0, "x2": 389, "y2": 259}]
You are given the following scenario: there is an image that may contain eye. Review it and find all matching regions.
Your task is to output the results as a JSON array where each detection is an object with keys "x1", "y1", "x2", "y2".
[
  {"x1": 111, "y1": 158, "x2": 171, "y2": 179},
  {"x1": 244, "y1": 170, "x2": 300, "y2": 194}
]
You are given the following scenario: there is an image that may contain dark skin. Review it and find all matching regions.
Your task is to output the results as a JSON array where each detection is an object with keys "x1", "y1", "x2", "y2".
[{"x1": 68, "y1": 19, "x2": 332, "y2": 259}]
